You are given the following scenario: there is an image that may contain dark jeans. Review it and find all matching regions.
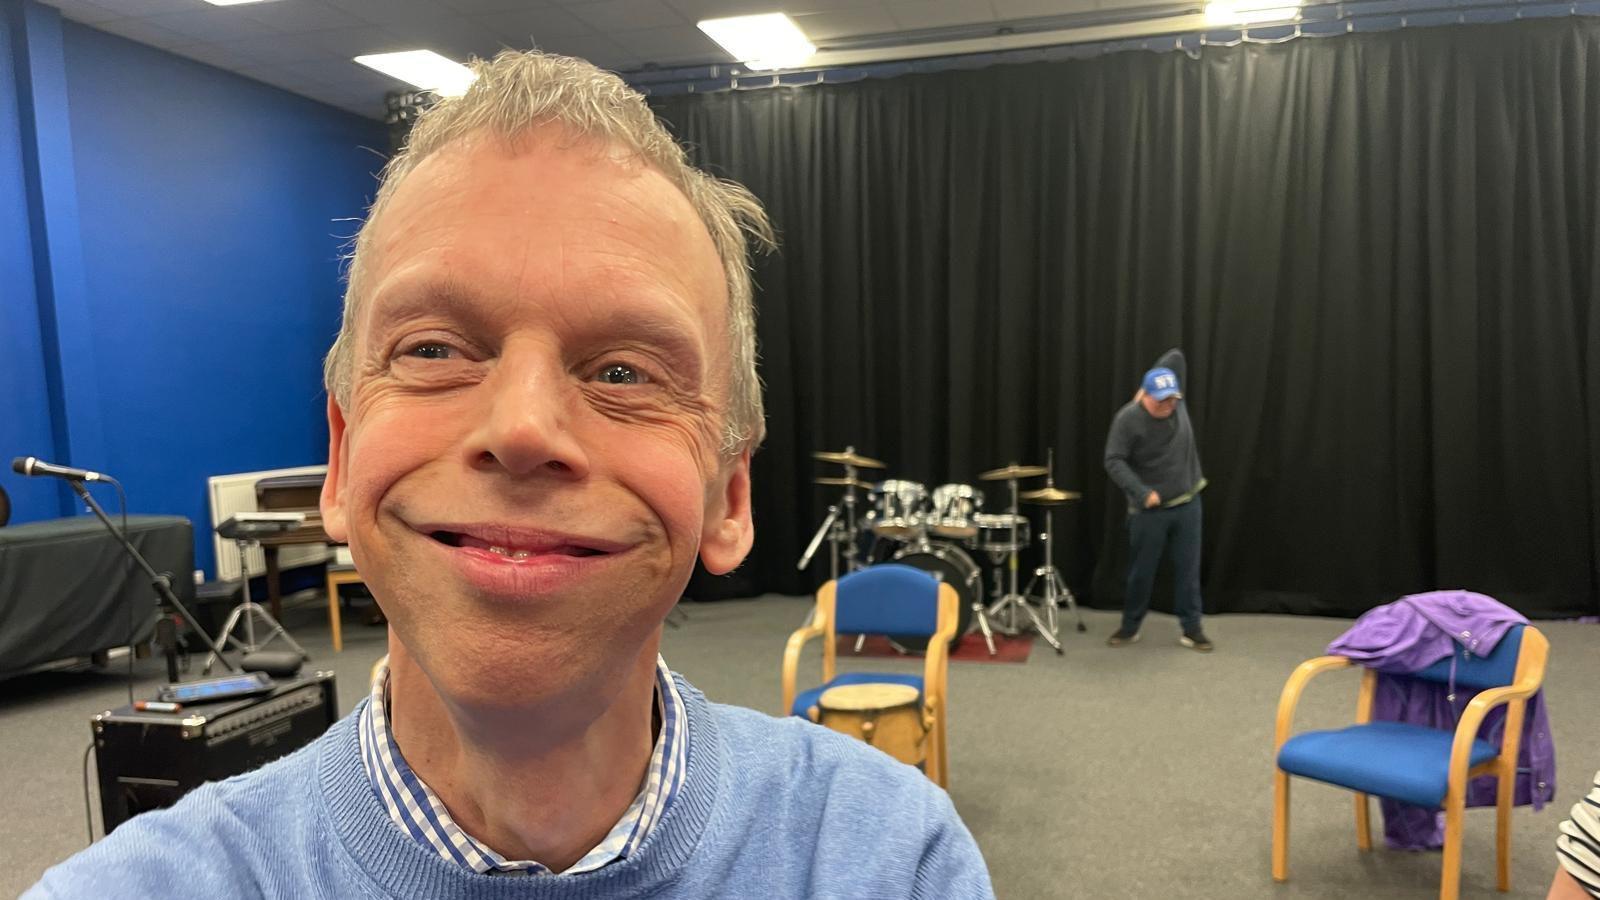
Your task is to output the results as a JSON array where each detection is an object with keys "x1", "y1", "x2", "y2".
[{"x1": 1122, "y1": 496, "x2": 1203, "y2": 633}]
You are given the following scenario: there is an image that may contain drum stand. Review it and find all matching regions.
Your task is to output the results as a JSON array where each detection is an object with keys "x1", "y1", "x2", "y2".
[
  {"x1": 984, "y1": 475, "x2": 1063, "y2": 655},
  {"x1": 202, "y1": 538, "x2": 309, "y2": 674},
  {"x1": 798, "y1": 450, "x2": 874, "y2": 630},
  {"x1": 1022, "y1": 506, "x2": 1085, "y2": 637}
]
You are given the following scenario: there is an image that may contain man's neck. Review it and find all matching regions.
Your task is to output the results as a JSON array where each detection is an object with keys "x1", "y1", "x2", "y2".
[{"x1": 386, "y1": 639, "x2": 661, "y2": 872}]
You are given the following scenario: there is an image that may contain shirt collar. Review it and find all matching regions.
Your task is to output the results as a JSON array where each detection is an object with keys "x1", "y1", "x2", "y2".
[{"x1": 358, "y1": 654, "x2": 687, "y2": 875}]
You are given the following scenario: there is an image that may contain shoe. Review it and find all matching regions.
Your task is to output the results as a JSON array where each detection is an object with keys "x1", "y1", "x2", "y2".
[
  {"x1": 1106, "y1": 628, "x2": 1141, "y2": 647},
  {"x1": 1179, "y1": 630, "x2": 1214, "y2": 652}
]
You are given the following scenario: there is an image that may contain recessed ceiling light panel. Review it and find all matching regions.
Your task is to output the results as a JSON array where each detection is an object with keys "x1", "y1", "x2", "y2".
[
  {"x1": 353, "y1": 50, "x2": 476, "y2": 98},
  {"x1": 1203, "y1": 0, "x2": 1303, "y2": 25},
  {"x1": 697, "y1": 13, "x2": 816, "y2": 71}
]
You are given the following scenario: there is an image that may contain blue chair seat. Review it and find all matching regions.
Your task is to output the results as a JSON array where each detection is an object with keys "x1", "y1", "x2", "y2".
[
  {"x1": 789, "y1": 672, "x2": 924, "y2": 718},
  {"x1": 1278, "y1": 721, "x2": 1499, "y2": 808}
]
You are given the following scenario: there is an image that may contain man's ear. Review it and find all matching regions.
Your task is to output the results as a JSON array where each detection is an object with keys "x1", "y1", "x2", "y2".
[
  {"x1": 700, "y1": 449, "x2": 754, "y2": 575},
  {"x1": 320, "y1": 396, "x2": 350, "y2": 544}
]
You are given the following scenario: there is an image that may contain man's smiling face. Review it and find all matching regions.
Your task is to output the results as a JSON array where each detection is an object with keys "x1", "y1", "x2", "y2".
[{"x1": 321, "y1": 129, "x2": 753, "y2": 709}]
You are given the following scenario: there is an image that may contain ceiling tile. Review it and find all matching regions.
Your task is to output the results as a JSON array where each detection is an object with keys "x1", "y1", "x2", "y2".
[
  {"x1": 142, "y1": 8, "x2": 288, "y2": 43},
  {"x1": 663, "y1": 0, "x2": 800, "y2": 19},
  {"x1": 205, "y1": 33, "x2": 334, "y2": 65},
  {"x1": 292, "y1": 56, "x2": 413, "y2": 92},
  {"x1": 288, "y1": 25, "x2": 415, "y2": 58},
  {"x1": 379, "y1": 14, "x2": 508, "y2": 60},
  {"x1": 989, "y1": 0, "x2": 1092, "y2": 17},
  {"x1": 442, "y1": 0, "x2": 552, "y2": 12},
  {"x1": 472, "y1": 7, "x2": 594, "y2": 45},
  {"x1": 323, "y1": 0, "x2": 449, "y2": 25},
  {"x1": 609, "y1": 24, "x2": 719, "y2": 64},
  {"x1": 45, "y1": 0, "x2": 126, "y2": 25},
  {"x1": 164, "y1": 40, "x2": 272, "y2": 68},
  {"x1": 75, "y1": 0, "x2": 192, "y2": 14},
  {"x1": 888, "y1": 0, "x2": 999, "y2": 29},
  {"x1": 792, "y1": 6, "x2": 898, "y2": 41},
  {"x1": 570, "y1": 0, "x2": 687, "y2": 31},
  {"x1": 240, "y1": 2, "x2": 369, "y2": 34},
  {"x1": 532, "y1": 32, "x2": 641, "y2": 69},
  {"x1": 86, "y1": 16, "x2": 193, "y2": 48}
]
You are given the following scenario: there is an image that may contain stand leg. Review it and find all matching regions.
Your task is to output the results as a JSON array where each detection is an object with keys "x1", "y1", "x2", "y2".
[
  {"x1": 264, "y1": 546, "x2": 282, "y2": 621},
  {"x1": 973, "y1": 602, "x2": 996, "y2": 656}
]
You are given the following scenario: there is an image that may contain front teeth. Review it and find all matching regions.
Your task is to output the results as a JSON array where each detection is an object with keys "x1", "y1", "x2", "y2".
[{"x1": 487, "y1": 546, "x2": 532, "y2": 559}]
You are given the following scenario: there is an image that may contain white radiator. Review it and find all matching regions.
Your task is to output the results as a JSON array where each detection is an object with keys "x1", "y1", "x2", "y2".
[{"x1": 207, "y1": 464, "x2": 330, "y2": 581}]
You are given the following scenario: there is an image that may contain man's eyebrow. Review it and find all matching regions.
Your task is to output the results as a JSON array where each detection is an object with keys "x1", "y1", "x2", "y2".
[{"x1": 365, "y1": 275, "x2": 488, "y2": 328}]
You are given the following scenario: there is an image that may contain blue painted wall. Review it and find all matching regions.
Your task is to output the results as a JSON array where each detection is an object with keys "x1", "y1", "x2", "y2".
[
  {"x1": 0, "y1": 9, "x2": 62, "y2": 525},
  {"x1": 1, "y1": 2, "x2": 385, "y2": 578}
]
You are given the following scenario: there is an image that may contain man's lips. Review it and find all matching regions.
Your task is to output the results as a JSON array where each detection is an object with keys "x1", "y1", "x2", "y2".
[{"x1": 414, "y1": 523, "x2": 631, "y2": 560}]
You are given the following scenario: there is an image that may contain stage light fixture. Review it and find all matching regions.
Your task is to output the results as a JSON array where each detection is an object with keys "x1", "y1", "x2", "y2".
[
  {"x1": 697, "y1": 13, "x2": 816, "y2": 71},
  {"x1": 1203, "y1": 0, "x2": 1303, "y2": 24},
  {"x1": 354, "y1": 50, "x2": 476, "y2": 98}
]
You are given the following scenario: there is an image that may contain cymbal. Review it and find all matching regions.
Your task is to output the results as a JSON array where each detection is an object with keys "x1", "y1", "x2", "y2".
[
  {"x1": 814, "y1": 476, "x2": 874, "y2": 490},
  {"x1": 1021, "y1": 487, "x2": 1083, "y2": 505},
  {"x1": 978, "y1": 463, "x2": 1048, "y2": 481},
  {"x1": 812, "y1": 450, "x2": 887, "y2": 469}
]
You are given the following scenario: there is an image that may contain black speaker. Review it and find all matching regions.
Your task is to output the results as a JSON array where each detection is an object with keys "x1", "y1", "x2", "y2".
[{"x1": 91, "y1": 671, "x2": 338, "y2": 833}]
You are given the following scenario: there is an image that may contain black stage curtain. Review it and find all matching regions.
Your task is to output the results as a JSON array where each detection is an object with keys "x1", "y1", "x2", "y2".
[{"x1": 652, "y1": 18, "x2": 1600, "y2": 619}]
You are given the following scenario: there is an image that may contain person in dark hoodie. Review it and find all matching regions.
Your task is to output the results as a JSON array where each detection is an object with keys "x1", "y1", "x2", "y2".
[{"x1": 1103, "y1": 348, "x2": 1212, "y2": 652}]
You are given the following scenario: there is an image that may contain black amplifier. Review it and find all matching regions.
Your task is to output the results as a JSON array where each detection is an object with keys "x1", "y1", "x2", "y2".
[{"x1": 91, "y1": 671, "x2": 338, "y2": 833}]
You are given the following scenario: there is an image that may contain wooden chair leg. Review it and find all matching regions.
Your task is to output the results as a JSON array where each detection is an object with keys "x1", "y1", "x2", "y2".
[
  {"x1": 325, "y1": 573, "x2": 344, "y2": 653},
  {"x1": 1272, "y1": 770, "x2": 1290, "y2": 881},
  {"x1": 1495, "y1": 764, "x2": 1514, "y2": 891},
  {"x1": 1355, "y1": 792, "x2": 1372, "y2": 851},
  {"x1": 1441, "y1": 791, "x2": 1466, "y2": 900}
]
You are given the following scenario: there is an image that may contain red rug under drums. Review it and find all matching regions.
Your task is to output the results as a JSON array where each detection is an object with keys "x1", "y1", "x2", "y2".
[{"x1": 834, "y1": 633, "x2": 1035, "y2": 663}]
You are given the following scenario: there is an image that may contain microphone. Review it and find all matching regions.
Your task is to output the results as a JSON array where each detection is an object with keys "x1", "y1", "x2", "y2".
[{"x1": 11, "y1": 456, "x2": 104, "y2": 482}]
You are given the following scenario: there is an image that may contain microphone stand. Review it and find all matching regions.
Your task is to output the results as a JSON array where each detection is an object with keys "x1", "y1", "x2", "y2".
[{"x1": 70, "y1": 481, "x2": 239, "y2": 681}]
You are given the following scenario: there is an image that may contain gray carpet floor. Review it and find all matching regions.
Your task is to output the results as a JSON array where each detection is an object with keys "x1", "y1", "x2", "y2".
[{"x1": 2, "y1": 593, "x2": 1594, "y2": 899}]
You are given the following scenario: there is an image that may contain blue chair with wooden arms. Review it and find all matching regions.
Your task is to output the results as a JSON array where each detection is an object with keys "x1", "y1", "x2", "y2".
[
  {"x1": 781, "y1": 564, "x2": 958, "y2": 787},
  {"x1": 1272, "y1": 623, "x2": 1550, "y2": 900}
]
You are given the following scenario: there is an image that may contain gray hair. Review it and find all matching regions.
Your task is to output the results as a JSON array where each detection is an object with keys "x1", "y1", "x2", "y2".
[{"x1": 324, "y1": 50, "x2": 774, "y2": 453}]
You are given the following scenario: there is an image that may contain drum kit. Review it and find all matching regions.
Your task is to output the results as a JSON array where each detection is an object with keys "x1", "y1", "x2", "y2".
[{"x1": 798, "y1": 446, "x2": 1087, "y2": 656}]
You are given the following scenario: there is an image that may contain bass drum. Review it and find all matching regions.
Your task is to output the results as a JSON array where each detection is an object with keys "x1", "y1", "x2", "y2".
[{"x1": 888, "y1": 542, "x2": 979, "y2": 652}]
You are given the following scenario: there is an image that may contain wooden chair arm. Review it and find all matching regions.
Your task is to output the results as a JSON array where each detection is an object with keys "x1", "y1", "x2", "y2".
[
  {"x1": 1275, "y1": 655, "x2": 1355, "y2": 750},
  {"x1": 921, "y1": 583, "x2": 958, "y2": 711},
  {"x1": 781, "y1": 624, "x2": 826, "y2": 715},
  {"x1": 1446, "y1": 682, "x2": 1537, "y2": 778}
]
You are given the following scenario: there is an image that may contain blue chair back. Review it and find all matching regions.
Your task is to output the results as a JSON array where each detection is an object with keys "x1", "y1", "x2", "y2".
[
  {"x1": 834, "y1": 564, "x2": 940, "y2": 636},
  {"x1": 1409, "y1": 624, "x2": 1523, "y2": 691}
]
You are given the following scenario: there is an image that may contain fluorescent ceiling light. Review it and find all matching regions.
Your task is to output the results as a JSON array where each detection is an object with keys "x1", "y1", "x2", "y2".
[
  {"x1": 204, "y1": 0, "x2": 273, "y2": 5},
  {"x1": 697, "y1": 13, "x2": 816, "y2": 71},
  {"x1": 354, "y1": 50, "x2": 476, "y2": 97},
  {"x1": 1204, "y1": 0, "x2": 1302, "y2": 24}
]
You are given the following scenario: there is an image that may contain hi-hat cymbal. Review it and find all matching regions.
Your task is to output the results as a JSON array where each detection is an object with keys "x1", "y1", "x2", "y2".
[
  {"x1": 978, "y1": 463, "x2": 1048, "y2": 481},
  {"x1": 812, "y1": 450, "x2": 887, "y2": 469},
  {"x1": 1021, "y1": 487, "x2": 1083, "y2": 505},
  {"x1": 814, "y1": 476, "x2": 874, "y2": 490}
]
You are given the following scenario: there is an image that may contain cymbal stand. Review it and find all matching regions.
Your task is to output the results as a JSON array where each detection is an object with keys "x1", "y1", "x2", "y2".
[
  {"x1": 1023, "y1": 451, "x2": 1085, "y2": 639},
  {"x1": 985, "y1": 473, "x2": 1063, "y2": 654}
]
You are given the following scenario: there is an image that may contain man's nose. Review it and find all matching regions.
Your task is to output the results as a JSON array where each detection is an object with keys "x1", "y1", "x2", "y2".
[{"x1": 468, "y1": 346, "x2": 590, "y2": 479}]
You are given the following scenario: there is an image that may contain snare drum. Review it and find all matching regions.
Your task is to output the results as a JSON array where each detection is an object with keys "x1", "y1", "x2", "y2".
[
  {"x1": 928, "y1": 484, "x2": 984, "y2": 539},
  {"x1": 975, "y1": 513, "x2": 1031, "y2": 554},
  {"x1": 814, "y1": 683, "x2": 927, "y2": 769},
  {"x1": 870, "y1": 480, "x2": 928, "y2": 539}
]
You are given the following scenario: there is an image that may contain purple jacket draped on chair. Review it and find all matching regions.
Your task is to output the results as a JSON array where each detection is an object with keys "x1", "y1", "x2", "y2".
[{"x1": 1326, "y1": 590, "x2": 1556, "y2": 850}]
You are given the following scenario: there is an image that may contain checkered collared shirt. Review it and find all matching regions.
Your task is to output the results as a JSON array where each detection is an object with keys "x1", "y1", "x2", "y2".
[{"x1": 358, "y1": 656, "x2": 687, "y2": 875}]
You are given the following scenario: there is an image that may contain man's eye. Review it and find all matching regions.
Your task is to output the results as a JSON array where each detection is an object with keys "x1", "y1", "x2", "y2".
[
  {"x1": 595, "y1": 363, "x2": 647, "y2": 385},
  {"x1": 404, "y1": 342, "x2": 455, "y2": 360}
]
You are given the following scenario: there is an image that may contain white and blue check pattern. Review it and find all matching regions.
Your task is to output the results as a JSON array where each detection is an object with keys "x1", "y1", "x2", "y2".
[{"x1": 359, "y1": 656, "x2": 687, "y2": 876}]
